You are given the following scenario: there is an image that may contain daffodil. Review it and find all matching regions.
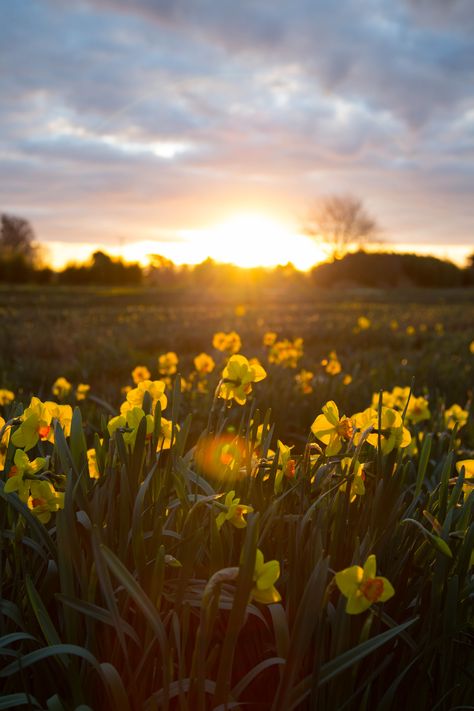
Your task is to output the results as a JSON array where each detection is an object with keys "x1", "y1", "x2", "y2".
[
  {"x1": 108, "y1": 407, "x2": 154, "y2": 446},
  {"x1": 158, "y1": 352, "x2": 178, "y2": 376},
  {"x1": 357, "y1": 316, "x2": 371, "y2": 330},
  {"x1": 353, "y1": 407, "x2": 411, "y2": 454},
  {"x1": 219, "y1": 355, "x2": 267, "y2": 405},
  {"x1": 51, "y1": 377, "x2": 72, "y2": 400},
  {"x1": 120, "y1": 380, "x2": 167, "y2": 415},
  {"x1": 131, "y1": 365, "x2": 151, "y2": 384},
  {"x1": 215, "y1": 490, "x2": 253, "y2": 529},
  {"x1": 194, "y1": 353, "x2": 215, "y2": 374},
  {"x1": 27, "y1": 480, "x2": 64, "y2": 524},
  {"x1": 0, "y1": 389, "x2": 15, "y2": 406},
  {"x1": 268, "y1": 338, "x2": 303, "y2": 368},
  {"x1": 295, "y1": 369, "x2": 314, "y2": 395},
  {"x1": 4, "y1": 449, "x2": 46, "y2": 503},
  {"x1": 87, "y1": 448, "x2": 101, "y2": 479},
  {"x1": 251, "y1": 549, "x2": 281, "y2": 604},
  {"x1": 213, "y1": 331, "x2": 242, "y2": 354},
  {"x1": 445, "y1": 404, "x2": 468, "y2": 431},
  {"x1": 339, "y1": 458, "x2": 366, "y2": 502},
  {"x1": 335, "y1": 554, "x2": 394, "y2": 614},
  {"x1": 274, "y1": 440, "x2": 295, "y2": 494},
  {"x1": 455, "y1": 460, "x2": 474, "y2": 498},
  {"x1": 75, "y1": 383, "x2": 90, "y2": 401},
  {"x1": 0, "y1": 416, "x2": 10, "y2": 468},
  {"x1": 156, "y1": 417, "x2": 177, "y2": 450},
  {"x1": 263, "y1": 331, "x2": 277, "y2": 347},
  {"x1": 11, "y1": 397, "x2": 72, "y2": 451},
  {"x1": 311, "y1": 401, "x2": 354, "y2": 456}
]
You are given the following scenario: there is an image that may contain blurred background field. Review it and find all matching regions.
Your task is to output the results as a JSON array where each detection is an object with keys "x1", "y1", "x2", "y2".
[{"x1": 1, "y1": 284, "x2": 473, "y2": 447}]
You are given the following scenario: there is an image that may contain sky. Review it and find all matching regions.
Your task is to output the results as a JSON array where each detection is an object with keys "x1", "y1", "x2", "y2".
[{"x1": 0, "y1": 0, "x2": 473, "y2": 269}]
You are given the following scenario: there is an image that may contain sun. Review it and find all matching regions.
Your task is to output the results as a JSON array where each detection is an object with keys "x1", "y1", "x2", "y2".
[{"x1": 202, "y1": 213, "x2": 326, "y2": 270}]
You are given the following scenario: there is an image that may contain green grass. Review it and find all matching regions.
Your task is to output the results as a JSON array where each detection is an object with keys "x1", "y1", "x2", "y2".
[{"x1": 0, "y1": 285, "x2": 473, "y2": 709}]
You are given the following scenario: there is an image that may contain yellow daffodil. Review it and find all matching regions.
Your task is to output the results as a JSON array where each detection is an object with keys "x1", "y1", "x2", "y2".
[
  {"x1": 406, "y1": 325, "x2": 416, "y2": 336},
  {"x1": 51, "y1": 377, "x2": 72, "y2": 401},
  {"x1": 0, "y1": 389, "x2": 15, "y2": 406},
  {"x1": 156, "y1": 417, "x2": 177, "y2": 450},
  {"x1": 263, "y1": 331, "x2": 277, "y2": 347},
  {"x1": 213, "y1": 331, "x2": 242, "y2": 354},
  {"x1": 321, "y1": 350, "x2": 342, "y2": 376},
  {"x1": 11, "y1": 397, "x2": 72, "y2": 451},
  {"x1": 131, "y1": 365, "x2": 151, "y2": 384},
  {"x1": 295, "y1": 369, "x2": 314, "y2": 395},
  {"x1": 335, "y1": 554, "x2": 394, "y2": 614},
  {"x1": 340, "y1": 458, "x2": 366, "y2": 502},
  {"x1": 311, "y1": 401, "x2": 354, "y2": 456},
  {"x1": 87, "y1": 448, "x2": 101, "y2": 479},
  {"x1": 274, "y1": 440, "x2": 295, "y2": 494},
  {"x1": 120, "y1": 380, "x2": 167, "y2": 415},
  {"x1": 455, "y1": 460, "x2": 474, "y2": 498},
  {"x1": 108, "y1": 407, "x2": 154, "y2": 446},
  {"x1": 215, "y1": 490, "x2": 253, "y2": 529},
  {"x1": 357, "y1": 316, "x2": 371, "y2": 330},
  {"x1": 75, "y1": 383, "x2": 90, "y2": 401},
  {"x1": 0, "y1": 416, "x2": 10, "y2": 468},
  {"x1": 343, "y1": 374, "x2": 352, "y2": 385},
  {"x1": 470, "y1": 340, "x2": 474, "y2": 354},
  {"x1": 354, "y1": 407, "x2": 411, "y2": 454},
  {"x1": 251, "y1": 549, "x2": 281, "y2": 604},
  {"x1": 268, "y1": 338, "x2": 303, "y2": 368},
  {"x1": 219, "y1": 355, "x2": 267, "y2": 405},
  {"x1": 194, "y1": 353, "x2": 215, "y2": 374},
  {"x1": 158, "y1": 352, "x2": 178, "y2": 376},
  {"x1": 445, "y1": 404, "x2": 468, "y2": 431},
  {"x1": 4, "y1": 449, "x2": 46, "y2": 503},
  {"x1": 27, "y1": 480, "x2": 64, "y2": 524}
]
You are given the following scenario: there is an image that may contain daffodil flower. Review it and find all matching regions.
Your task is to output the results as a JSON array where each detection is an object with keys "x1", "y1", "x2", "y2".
[
  {"x1": 274, "y1": 440, "x2": 295, "y2": 494},
  {"x1": 218, "y1": 355, "x2": 267, "y2": 405},
  {"x1": 11, "y1": 397, "x2": 72, "y2": 451},
  {"x1": 4, "y1": 449, "x2": 46, "y2": 503},
  {"x1": 251, "y1": 549, "x2": 281, "y2": 604},
  {"x1": 339, "y1": 457, "x2": 366, "y2": 502},
  {"x1": 108, "y1": 407, "x2": 154, "y2": 446},
  {"x1": 120, "y1": 380, "x2": 167, "y2": 415},
  {"x1": 215, "y1": 490, "x2": 253, "y2": 529},
  {"x1": 455, "y1": 460, "x2": 474, "y2": 498},
  {"x1": 311, "y1": 401, "x2": 354, "y2": 456},
  {"x1": 28, "y1": 480, "x2": 64, "y2": 524},
  {"x1": 445, "y1": 404, "x2": 468, "y2": 431},
  {"x1": 353, "y1": 407, "x2": 411, "y2": 454},
  {"x1": 335, "y1": 554, "x2": 394, "y2": 614}
]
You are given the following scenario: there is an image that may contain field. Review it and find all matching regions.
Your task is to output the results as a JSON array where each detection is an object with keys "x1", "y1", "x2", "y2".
[{"x1": 1, "y1": 285, "x2": 473, "y2": 710}]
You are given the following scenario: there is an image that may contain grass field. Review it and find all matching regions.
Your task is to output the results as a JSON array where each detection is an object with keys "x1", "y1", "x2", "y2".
[{"x1": 1, "y1": 285, "x2": 473, "y2": 709}]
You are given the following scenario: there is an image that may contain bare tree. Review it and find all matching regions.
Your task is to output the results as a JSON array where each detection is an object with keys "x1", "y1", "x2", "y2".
[
  {"x1": 0, "y1": 213, "x2": 39, "y2": 265},
  {"x1": 304, "y1": 194, "x2": 381, "y2": 260}
]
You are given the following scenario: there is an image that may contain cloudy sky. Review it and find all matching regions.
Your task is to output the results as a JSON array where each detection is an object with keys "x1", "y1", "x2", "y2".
[{"x1": 1, "y1": 0, "x2": 473, "y2": 268}]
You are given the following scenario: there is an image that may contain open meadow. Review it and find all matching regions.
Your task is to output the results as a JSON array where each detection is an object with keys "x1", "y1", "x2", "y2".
[{"x1": 1, "y1": 285, "x2": 473, "y2": 709}]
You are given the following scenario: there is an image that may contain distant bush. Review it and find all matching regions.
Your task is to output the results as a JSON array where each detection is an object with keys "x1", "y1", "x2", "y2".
[
  {"x1": 57, "y1": 250, "x2": 142, "y2": 286},
  {"x1": 311, "y1": 250, "x2": 470, "y2": 288}
]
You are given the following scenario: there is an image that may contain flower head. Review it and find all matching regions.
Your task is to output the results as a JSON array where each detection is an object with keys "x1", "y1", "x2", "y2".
[
  {"x1": 4, "y1": 449, "x2": 47, "y2": 503},
  {"x1": 194, "y1": 352, "x2": 215, "y2": 374},
  {"x1": 121, "y1": 380, "x2": 167, "y2": 415},
  {"x1": 311, "y1": 401, "x2": 354, "y2": 456},
  {"x1": 251, "y1": 549, "x2": 281, "y2": 604},
  {"x1": 215, "y1": 490, "x2": 253, "y2": 529},
  {"x1": 445, "y1": 404, "x2": 468, "y2": 431},
  {"x1": 75, "y1": 383, "x2": 90, "y2": 401},
  {"x1": 52, "y1": 377, "x2": 72, "y2": 401},
  {"x1": 11, "y1": 397, "x2": 72, "y2": 451},
  {"x1": 354, "y1": 406, "x2": 411, "y2": 454},
  {"x1": 219, "y1": 355, "x2": 267, "y2": 405},
  {"x1": 335, "y1": 554, "x2": 394, "y2": 614},
  {"x1": 158, "y1": 352, "x2": 178, "y2": 376},
  {"x1": 131, "y1": 365, "x2": 151, "y2": 384},
  {"x1": 455, "y1": 460, "x2": 474, "y2": 498},
  {"x1": 0, "y1": 389, "x2": 15, "y2": 406},
  {"x1": 28, "y1": 480, "x2": 64, "y2": 524},
  {"x1": 213, "y1": 331, "x2": 242, "y2": 354}
]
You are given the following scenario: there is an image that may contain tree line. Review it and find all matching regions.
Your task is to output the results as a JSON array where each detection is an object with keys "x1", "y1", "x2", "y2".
[{"x1": 1, "y1": 211, "x2": 473, "y2": 289}]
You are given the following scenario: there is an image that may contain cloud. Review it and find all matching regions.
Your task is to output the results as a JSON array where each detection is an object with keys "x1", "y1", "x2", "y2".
[{"x1": 0, "y1": 0, "x2": 472, "y2": 258}]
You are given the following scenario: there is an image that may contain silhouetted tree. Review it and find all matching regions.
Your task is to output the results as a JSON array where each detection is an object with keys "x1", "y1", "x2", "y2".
[{"x1": 304, "y1": 194, "x2": 381, "y2": 260}]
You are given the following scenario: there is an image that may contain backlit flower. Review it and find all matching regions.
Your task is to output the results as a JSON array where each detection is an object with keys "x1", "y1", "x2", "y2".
[
  {"x1": 251, "y1": 549, "x2": 281, "y2": 604},
  {"x1": 455, "y1": 460, "x2": 474, "y2": 498},
  {"x1": 219, "y1": 355, "x2": 267, "y2": 405},
  {"x1": 158, "y1": 352, "x2": 178, "y2": 376},
  {"x1": 11, "y1": 397, "x2": 71, "y2": 451},
  {"x1": 52, "y1": 377, "x2": 72, "y2": 401},
  {"x1": 215, "y1": 490, "x2": 253, "y2": 529},
  {"x1": 445, "y1": 404, "x2": 468, "y2": 431},
  {"x1": 121, "y1": 380, "x2": 167, "y2": 415},
  {"x1": 335, "y1": 554, "x2": 394, "y2": 614},
  {"x1": 194, "y1": 352, "x2": 215, "y2": 374},
  {"x1": 353, "y1": 407, "x2": 411, "y2": 454},
  {"x1": 75, "y1": 383, "x2": 90, "y2": 401},
  {"x1": 132, "y1": 365, "x2": 151, "y2": 384},
  {"x1": 4, "y1": 449, "x2": 47, "y2": 503},
  {"x1": 0, "y1": 389, "x2": 15, "y2": 406},
  {"x1": 27, "y1": 480, "x2": 64, "y2": 524},
  {"x1": 311, "y1": 401, "x2": 354, "y2": 456}
]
